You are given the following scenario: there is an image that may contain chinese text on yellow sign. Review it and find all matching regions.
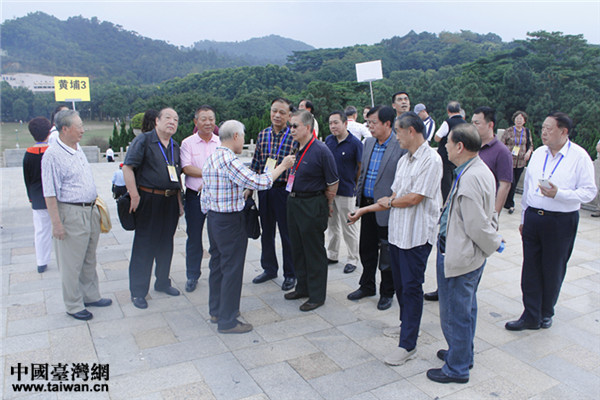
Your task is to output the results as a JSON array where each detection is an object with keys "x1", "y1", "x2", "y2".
[{"x1": 54, "y1": 77, "x2": 91, "y2": 102}]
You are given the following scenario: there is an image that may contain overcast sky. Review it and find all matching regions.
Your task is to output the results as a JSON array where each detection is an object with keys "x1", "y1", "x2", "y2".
[{"x1": 2, "y1": 1, "x2": 599, "y2": 49}]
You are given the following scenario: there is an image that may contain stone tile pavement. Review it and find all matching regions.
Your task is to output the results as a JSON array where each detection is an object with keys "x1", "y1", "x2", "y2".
[{"x1": 1, "y1": 163, "x2": 599, "y2": 399}]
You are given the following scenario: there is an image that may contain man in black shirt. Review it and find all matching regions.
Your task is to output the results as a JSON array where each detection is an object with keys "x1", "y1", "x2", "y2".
[{"x1": 123, "y1": 108, "x2": 184, "y2": 309}]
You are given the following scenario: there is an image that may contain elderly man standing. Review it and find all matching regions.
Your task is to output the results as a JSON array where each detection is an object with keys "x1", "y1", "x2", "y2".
[
  {"x1": 42, "y1": 110, "x2": 112, "y2": 321},
  {"x1": 202, "y1": 120, "x2": 295, "y2": 333},
  {"x1": 180, "y1": 105, "x2": 221, "y2": 293},
  {"x1": 349, "y1": 112, "x2": 442, "y2": 365},
  {"x1": 325, "y1": 111, "x2": 362, "y2": 273},
  {"x1": 505, "y1": 112, "x2": 596, "y2": 331},
  {"x1": 250, "y1": 98, "x2": 296, "y2": 291},
  {"x1": 284, "y1": 110, "x2": 339, "y2": 311},
  {"x1": 123, "y1": 108, "x2": 184, "y2": 309},
  {"x1": 428, "y1": 123, "x2": 504, "y2": 384}
]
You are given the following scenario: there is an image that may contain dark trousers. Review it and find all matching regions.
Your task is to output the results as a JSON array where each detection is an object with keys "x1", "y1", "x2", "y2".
[
  {"x1": 184, "y1": 189, "x2": 206, "y2": 280},
  {"x1": 112, "y1": 185, "x2": 127, "y2": 199},
  {"x1": 207, "y1": 211, "x2": 248, "y2": 330},
  {"x1": 440, "y1": 158, "x2": 454, "y2": 203},
  {"x1": 521, "y1": 207, "x2": 579, "y2": 324},
  {"x1": 357, "y1": 203, "x2": 394, "y2": 298},
  {"x1": 287, "y1": 195, "x2": 329, "y2": 304},
  {"x1": 504, "y1": 167, "x2": 524, "y2": 209},
  {"x1": 390, "y1": 243, "x2": 432, "y2": 351},
  {"x1": 258, "y1": 185, "x2": 295, "y2": 278},
  {"x1": 129, "y1": 191, "x2": 179, "y2": 297}
]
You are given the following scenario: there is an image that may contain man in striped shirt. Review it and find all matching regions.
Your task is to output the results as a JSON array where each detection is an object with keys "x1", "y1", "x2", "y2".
[{"x1": 349, "y1": 112, "x2": 442, "y2": 365}]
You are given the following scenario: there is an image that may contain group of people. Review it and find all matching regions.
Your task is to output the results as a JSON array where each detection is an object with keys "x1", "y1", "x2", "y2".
[{"x1": 22, "y1": 92, "x2": 597, "y2": 385}]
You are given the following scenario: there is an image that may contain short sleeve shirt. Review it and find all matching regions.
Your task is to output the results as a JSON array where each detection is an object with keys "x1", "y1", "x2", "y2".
[
  {"x1": 325, "y1": 132, "x2": 362, "y2": 197},
  {"x1": 291, "y1": 139, "x2": 339, "y2": 192},
  {"x1": 479, "y1": 137, "x2": 513, "y2": 186},
  {"x1": 124, "y1": 130, "x2": 182, "y2": 190}
]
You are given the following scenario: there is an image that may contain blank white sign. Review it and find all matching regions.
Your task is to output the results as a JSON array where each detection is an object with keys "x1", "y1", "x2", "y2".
[{"x1": 356, "y1": 60, "x2": 383, "y2": 82}]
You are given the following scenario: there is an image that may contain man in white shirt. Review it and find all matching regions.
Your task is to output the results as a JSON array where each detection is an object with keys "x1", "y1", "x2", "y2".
[
  {"x1": 505, "y1": 112, "x2": 596, "y2": 331},
  {"x1": 344, "y1": 106, "x2": 371, "y2": 141},
  {"x1": 414, "y1": 104, "x2": 436, "y2": 142}
]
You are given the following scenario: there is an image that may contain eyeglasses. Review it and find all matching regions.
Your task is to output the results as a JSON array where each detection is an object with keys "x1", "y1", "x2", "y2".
[{"x1": 290, "y1": 123, "x2": 302, "y2": 129}]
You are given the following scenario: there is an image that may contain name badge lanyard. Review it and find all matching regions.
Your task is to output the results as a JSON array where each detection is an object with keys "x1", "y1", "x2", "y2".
[
  {"x1": 267, "y1": 126, "x2": 290, "y2": 159},
  {"x1": 291, "y1": 136, "x2": 316, "y2": 176},
  {"x1": 157, "y1": 138, "x2": 174, "y2": 166},
  {"x1": 514, "y1": 127, "x2": 524, "y2": 148},
  {"x1": 537, "y1": 141, "x2": 570, "y2": 192},
  {"x1": 158, "y1": 139, "x2": 180, "y2": 183}
]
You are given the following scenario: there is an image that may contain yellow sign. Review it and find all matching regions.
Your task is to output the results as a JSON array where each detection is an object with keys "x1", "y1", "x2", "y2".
[{"x1": 53, "y1": 76, "x2": 91, "y2": 102}]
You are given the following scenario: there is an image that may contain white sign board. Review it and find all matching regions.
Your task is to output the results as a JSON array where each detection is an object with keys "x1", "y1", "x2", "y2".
[{"x1": 356, "y1": 60, "x2": 383, "y2": 82}]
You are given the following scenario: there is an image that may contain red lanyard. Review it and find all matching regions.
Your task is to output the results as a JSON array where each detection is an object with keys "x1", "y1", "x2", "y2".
[{"x1": 292, "y1": 136, "x2": 315, "y2": 173}]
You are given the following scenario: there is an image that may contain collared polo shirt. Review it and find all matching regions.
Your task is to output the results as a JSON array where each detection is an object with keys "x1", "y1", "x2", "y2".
[
  {"x1": 389, "y1": 141, "x2": 443, "y2": 249},
  {"x1": 124, "y1": 130, "x2": 182, "y2": 190},
  {"x1": 479, "y1": 137, "x2": 513, "y2": 187},
  {"x1": 180, "y1": 132, "x2": 221, "y2": 191},
  {"x1": 42, "y1": 137, "x2": 97, "y2": 203},
  {"x1": 363, "y1": 132, "x2": 393, "y2": 198},
  {"x1": 325, "y1": 131, "x2": 363, "y2": 197},
  {"x1": 291, "y1": 139, "x2": 339, "y2": 193}
]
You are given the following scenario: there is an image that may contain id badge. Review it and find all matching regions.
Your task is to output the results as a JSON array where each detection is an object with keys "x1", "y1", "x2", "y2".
[
  {"x1": 512, "y1": 146, "x2": 520, "y2": 156},
  {"x1": 286, "y1": 174, "x2": 295, "y2": 192},
  {"x1": 167, "y1": 165, "x2": 179, "y2": 182},
  {"x1": 264, "y1": 158, "x2": 277, "y2": 174}
]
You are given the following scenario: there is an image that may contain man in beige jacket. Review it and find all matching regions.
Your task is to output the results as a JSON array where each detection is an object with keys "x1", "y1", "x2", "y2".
[{"x1": 427, "y1": 123, "x2": 504, "y2": 384}]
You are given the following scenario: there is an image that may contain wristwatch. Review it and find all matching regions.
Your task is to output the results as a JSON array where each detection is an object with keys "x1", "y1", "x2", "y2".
[{"x1": 388, "y1": 198, "x2": 393, "y2": 208}]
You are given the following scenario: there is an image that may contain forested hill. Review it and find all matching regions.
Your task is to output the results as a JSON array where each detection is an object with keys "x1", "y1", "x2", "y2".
[
  {"x1": 193, "y1": 35, "x2": 314, "y2": 65},
  {"x1": 1, "y1": 12, "x2": 311, "y2": 84}
]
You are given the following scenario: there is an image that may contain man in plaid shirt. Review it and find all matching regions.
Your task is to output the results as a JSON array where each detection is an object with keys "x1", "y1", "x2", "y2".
[{"x1": 248, "y1": 98, "x2": 297, "y2": 291}]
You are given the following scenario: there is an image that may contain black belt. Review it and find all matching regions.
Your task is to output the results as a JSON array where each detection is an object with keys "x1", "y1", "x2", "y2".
[
  {"x1": 289, "y1": 190, "x2": 323, "y2": 198},
  {"x1": 186, "y1": 188, "x2": 200, "y2": 196},
  {"x1": 64, "y1": 201, "x2": 95, "y2": 207},
  {"x1": 527, "y1": 207, "x2": 576, "y2": 217},
  {"x1": 272, "y1": 182, "x2": 287, "y2": 188},
  {"x1": 361, "y1": 197, "x2": 375, "y2": 206}
]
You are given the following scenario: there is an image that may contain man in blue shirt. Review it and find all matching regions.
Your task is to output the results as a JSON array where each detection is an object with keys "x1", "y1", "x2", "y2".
[{"x1": 325, "y1": 111, "x2": 362, "y2": 273}]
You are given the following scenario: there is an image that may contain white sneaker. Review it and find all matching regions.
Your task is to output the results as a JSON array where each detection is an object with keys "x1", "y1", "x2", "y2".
[
  {"x1": 384, "y1": 347, "x2": 416, "y2": 366},
  {"x1": 383, "y1": 326, "x2": 400, "y2": 338}
]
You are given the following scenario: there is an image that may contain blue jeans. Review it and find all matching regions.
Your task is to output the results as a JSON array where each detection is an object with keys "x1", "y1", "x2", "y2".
[
  {"x1": 436, "y1": 245, "x2": 484, "y2": 379},
  {"x1": 390, "y1": 243, "x2": 432, "y2": 351},
  {"x1": 184, "y1": 189, "x2": 206, "y2": 280}
]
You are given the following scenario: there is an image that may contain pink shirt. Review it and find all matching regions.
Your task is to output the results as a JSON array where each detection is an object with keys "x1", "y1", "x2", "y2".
[{"x1": 180, "y1": 133, "x2": 221, "y2": 191}]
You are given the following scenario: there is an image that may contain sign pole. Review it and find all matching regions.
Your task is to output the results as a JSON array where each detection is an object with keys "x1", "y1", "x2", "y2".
[{"x1": 369, "y1": 81, "x2": 374, "y2": 107}]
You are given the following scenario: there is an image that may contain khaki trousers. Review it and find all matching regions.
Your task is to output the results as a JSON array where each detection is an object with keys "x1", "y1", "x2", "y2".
[
  {"x1": 326, "y1": 195, "x2": 359, "y2": 264},
  {"x1": 55, "y1": 202, "x2": 101, "y2": 314}
]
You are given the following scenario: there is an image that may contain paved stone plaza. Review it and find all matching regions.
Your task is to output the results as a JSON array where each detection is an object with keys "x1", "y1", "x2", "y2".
[{"x1": 1, "y1": 162, "x2": 599, "y2": 399}]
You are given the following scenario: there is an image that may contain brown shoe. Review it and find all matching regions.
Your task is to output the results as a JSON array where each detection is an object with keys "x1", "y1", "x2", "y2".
[
  {"x1": 284, "y1": 291, "x2": 308, "y2": 300},
  {"x1": 218, "y1": 322, "x2": 253, "y2": 334},
  {"x1": 299, "y1": 301, "x2": 324, "y2": 311}
]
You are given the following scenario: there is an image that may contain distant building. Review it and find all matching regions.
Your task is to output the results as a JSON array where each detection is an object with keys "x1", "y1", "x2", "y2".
[{"x1": 1, "y1": 73, "x2": 55, "y2": 93}]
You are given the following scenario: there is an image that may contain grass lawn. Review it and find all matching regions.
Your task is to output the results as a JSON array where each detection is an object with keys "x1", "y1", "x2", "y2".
[{"x1": 0, "y1": 120, "x2": 116, "y2": 153}]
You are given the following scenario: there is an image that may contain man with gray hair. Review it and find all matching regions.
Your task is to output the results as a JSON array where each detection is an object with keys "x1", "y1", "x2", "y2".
[
  {"x1": 345, "y1": 106, "x2": 371, "y2": 141},
  {"x1": 42, "y1": 110, "x2": 112, "y2": 321},
  {"x1": 349, "y1": 111, "x2": 442, "y2": 365},
  {"x1": 414, "y1": 104, "x2": 436, "y2": 142},
  {"x1": 428, "y1": 123, "x2": 503, "y2": 384},
  {"x1": 202, "y1": 121, "x2": 295, "y2": 333}
]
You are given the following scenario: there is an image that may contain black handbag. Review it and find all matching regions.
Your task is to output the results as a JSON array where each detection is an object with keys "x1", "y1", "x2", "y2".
[
  {"x1": 117, "y1": 193, "x2": 136, "y2": 231},
  {"x1": 243, "y1": 197, "x2": 261, "y2": 239}
]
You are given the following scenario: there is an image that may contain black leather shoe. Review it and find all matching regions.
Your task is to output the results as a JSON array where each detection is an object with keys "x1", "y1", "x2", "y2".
[
  {"x1": 424, "y1": 290, "x2": 439, "y2": 301},
  {"x1": 347, "y1": 288, "x2": 375, "y2": 301},
  {"x1": 131, "y1": 297, "x2": 148, "y2": 309},
  {"x1": 541, "y1": 317, "x2": 553, "y2": 329},
  {"x1": 284, "y1": 291, "x2": 308, "y2": 300},
  {"x1": 84, "y1": 298, "x2": 112, "y2": 307},
  {"x1": 505, "y1": 318, "x2": 541, "y2": 331},
  {"x1": 427, "y1": 368, "x2": 468, "y2": 384},
  {"x1": 282, "y1": 277, "x2": 296, "y2": 291},
  {"x1": 377, "y1": 296, "x2": 393, "y2": 310},
  {"x1": 437, "y1": 349, "x2": 473, "y2": 369},
  {"x1": 252, "y1": 272, "x2": 276, "y2": 284},
  {"x1": 327, "y1": 258, "x2": 338, "y2": 265},
  {"x1": 67, "y1": 309, "x2": 93, "y2": 321},
  {"x1": 343, "y1": 264, "x2": 356, "y2": 273},
  {"x1": 299, "y1": 301, "x2": 324, "y2": 311},
  {"x1": 37, "y1": 264, "x2": 47, "y2": 273},
  {"x1": 156, "y1": 286, "x2": 180, "y2": 296},
  {"x1": 185, "y1": 279, "x2": 198, "y2": 293}
]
